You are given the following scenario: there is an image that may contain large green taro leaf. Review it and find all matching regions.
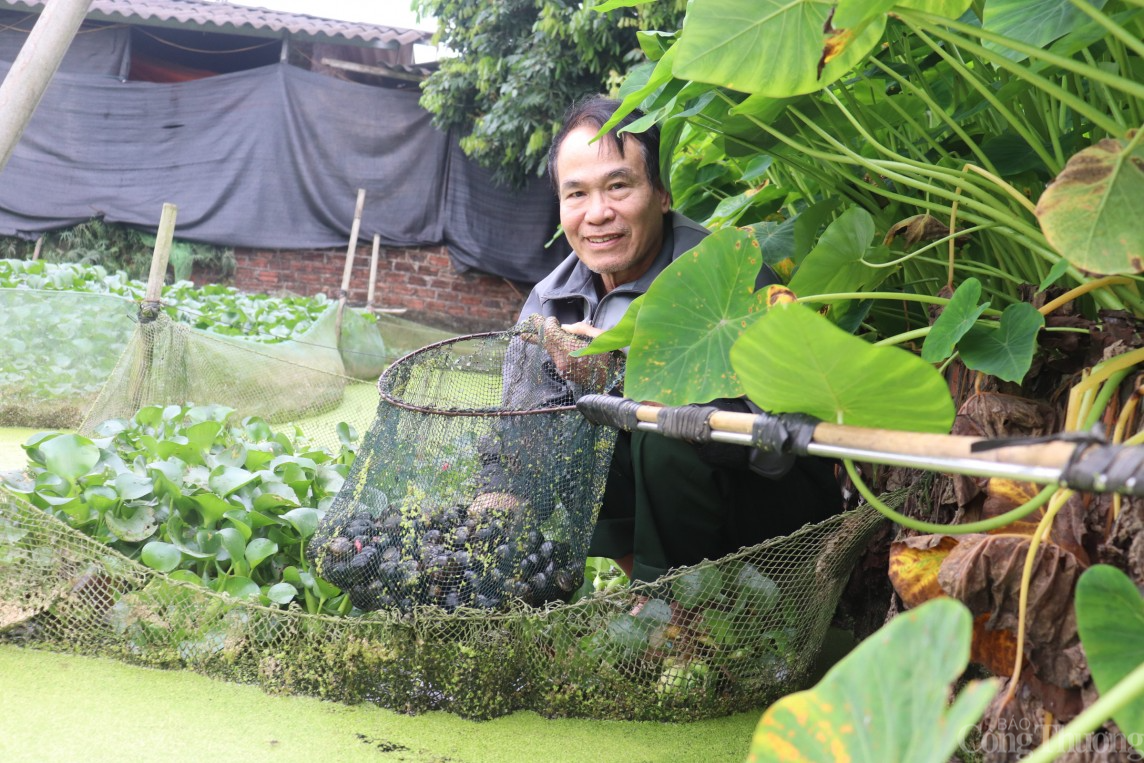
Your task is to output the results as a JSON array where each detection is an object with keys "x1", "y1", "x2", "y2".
[
  {"x1": 983, "y1": 0, "x2": 1110, "y2": 62},
  {"x1": 730, "y1": 302, "x2": 955, "y2": 432},
  {"x1": 620, "y1": 227, "x2": 768, "y2": 405},
  {"x1": 673, "y1": 0, "x2": 886, "y2": 97},
  {"x1": 1076, "y1": 564, "x2": 1144, "y2": 756},
  {"x1": 834, "y1": 0, "x2": 972, "y2": 29},
  {"x1": 1036, "y1": 133, "x2": 1144, "y2": 274},
  {"x1": 787, "y1": 206, "x2": 889, "y2": 327},
  {"x1": 747, "y1": 598, "x2": 996, "y2": 763}
]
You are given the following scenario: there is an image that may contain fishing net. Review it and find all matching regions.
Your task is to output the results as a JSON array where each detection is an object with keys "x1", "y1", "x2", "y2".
[
  {"x1": 0, "y1": 286, "x2": 412, "y2": 451},
  {"x1": 307, "y1": 322, "x2": 627, "y2": 613},
  {"x1": 0, "y1": 485, "x2": 886, "y2": 721}
]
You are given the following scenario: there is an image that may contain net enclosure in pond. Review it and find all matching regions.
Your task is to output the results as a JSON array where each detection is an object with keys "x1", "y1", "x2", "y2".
[{"x1": 0, "y1": 487, "x2": 885, "y2": 720}]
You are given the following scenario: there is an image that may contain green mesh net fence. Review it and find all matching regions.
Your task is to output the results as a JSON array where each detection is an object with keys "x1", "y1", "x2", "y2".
[
  {"x1": 0, "y1": 487, "x2": 884, "y2": 720},
  {"x1": 0, "y1": 285, "x2": 888, "y2": 721}
]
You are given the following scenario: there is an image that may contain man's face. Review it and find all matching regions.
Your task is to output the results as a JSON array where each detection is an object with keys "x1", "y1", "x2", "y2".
[{"x1": 554, "y1": 125, "x2": 671, "y2": 293}]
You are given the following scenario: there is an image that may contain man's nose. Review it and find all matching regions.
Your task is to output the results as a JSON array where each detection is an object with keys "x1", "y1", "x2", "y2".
[{"x1": 585, "y1": 193, "x2": 614, "y2": 223}]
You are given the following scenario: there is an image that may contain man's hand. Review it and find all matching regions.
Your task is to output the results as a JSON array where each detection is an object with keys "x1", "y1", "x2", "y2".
[{"x1": 519, "y1": 314, "x2": 615, "y2": 389}]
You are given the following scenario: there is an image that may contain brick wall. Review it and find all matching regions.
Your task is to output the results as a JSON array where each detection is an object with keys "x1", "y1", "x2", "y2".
[{"x1": 231, "y1": 244, "x2": 532, "y2": 333}]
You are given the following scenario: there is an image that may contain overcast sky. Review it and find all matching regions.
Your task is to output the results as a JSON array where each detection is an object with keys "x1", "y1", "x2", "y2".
[{"x1": 229, "y1": 0, "x2": 436, "y2": 31}]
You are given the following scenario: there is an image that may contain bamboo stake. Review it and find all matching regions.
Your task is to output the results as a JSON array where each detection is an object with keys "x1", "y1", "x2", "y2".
[
  {"x1": 335, "y1": 188, "x2": 366, "y2": 341},
  {"x1": 0, "y1": 0, "x2": 92, "y2": 175},
  {"x1": 366, "y1": 234, "x2": 380, "y2": 310},
  {"x1": 141, "y1": 203, "x2": 177, "y2": 322}
]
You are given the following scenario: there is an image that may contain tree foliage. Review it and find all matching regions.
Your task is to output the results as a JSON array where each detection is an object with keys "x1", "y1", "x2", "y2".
[{"x1": 417, "y1": 0, "x2": 685, "y2": 187}]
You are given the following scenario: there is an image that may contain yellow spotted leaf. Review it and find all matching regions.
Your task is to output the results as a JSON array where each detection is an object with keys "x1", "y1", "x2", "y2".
[{"x1": 747, "y1": 599, "x2": 997, "y2": 763}]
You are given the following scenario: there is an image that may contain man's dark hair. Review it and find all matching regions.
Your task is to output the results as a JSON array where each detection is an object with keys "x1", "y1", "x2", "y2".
[{"x1": 546, "y1": 96, "x2": 663, "y2": 194}]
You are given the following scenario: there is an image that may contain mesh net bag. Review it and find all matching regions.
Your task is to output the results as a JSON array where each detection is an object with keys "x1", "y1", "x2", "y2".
[{"x1": 307, "y1": 322, "x2": 627, "y2": 614}]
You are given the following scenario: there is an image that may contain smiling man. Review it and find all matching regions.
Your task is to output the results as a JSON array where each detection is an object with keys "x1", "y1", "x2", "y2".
[{"x1": 509, "y1": 96, "x2": 843, "y2": 585}]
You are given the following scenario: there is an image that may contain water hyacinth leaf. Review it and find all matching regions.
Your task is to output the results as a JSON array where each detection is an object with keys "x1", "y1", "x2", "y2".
[
  {"x1": 157, "y1": 439, "x2": 202, "y2": 466},
  {"x1": 141, "y1": 541, "x2": 182, "y2": 573},
  {"x1": 311, "y1": 575, "x2": 341, "y2": 599},
  {"x1": 38, "y1": 434, "x2": 100, "y2": 484},
  {"x1": 106, "y1": 503, "x2": 157, "y2": 542},
  {"x1": 246, "y1": 538, "x2": 278, "y2": 570},
  {"x1": 958, "y1": 303, "x2": 1045, "y2": 383},
  {"x1": 672, "y1": 565, "x2": 723, "y2": 609},
  {"x1": 185, "y1": 419, "x2": 223, "y2": 454},
  {"x1": 748, "y1": 598, "x2": 996, "y2": 763},
  {"x1": 335, "y1": 422, "x2": 357, "y2": 449},
  {"x1": 113, "y1": 472, "x2": 153, "y2": 501},
  {"x1": 189, "y1": 492, "x2": 232, "y2": 528},
  {"x1": 208, "y1": 465, "x2": 257, "y2": 497},
  {"x1": 922, "y1": 277, "x2": 990, "y2": 362},
  {"x1": 217, "y1": 527, "x2": 246, "y2": 565},
  {"x1": 253, "y1": 484, "x2": 300, "y2": 512},
  {"x1": 224, "y1": 511, "x2": 252, "y2": 541},
  {"x1": 1075, "y1": 564, "x2": 1144, "y2": 754},
  {"x1": 673, "y1": 0, "x2": 886, "y2": 97},
  {"x1": 1035, "y1": 133, "x2": 1144, "y2": 274},
  {"x1": 266, "y1": 582, "x2": 297, "y2": 605},
  {"x1": 222, "y1": 576, "x2": 260, "y2": 601},
  {"x1": 621, "y1": 227, "x2": 770, "y2": 405},
  {"x1": 702, "y1": 608, "x2": 740, "y2": 646},
  {"x1": 731, "y1": 302, "x2": 955, "y2": 432},
  {"x1": 983, "y1": 0, "x2": 1110, "y2": 62},
  {"x1": 244, "y1": 448, "x2": 275, "y2": 472},
  {"x1": 83, "y1": 485, "x2": 119, "y2": 512},
  {"x1": 283, "y1": 507, "x2": 320, "y2": 540},
  {"x1": 736, "y1": 563, "x2": 780, "y2": 615}
]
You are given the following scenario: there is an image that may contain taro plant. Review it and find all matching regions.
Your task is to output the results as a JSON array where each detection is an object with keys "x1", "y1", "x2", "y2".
[{"x1": 5, "y1": 403, "x2": 360, "y2": 616}]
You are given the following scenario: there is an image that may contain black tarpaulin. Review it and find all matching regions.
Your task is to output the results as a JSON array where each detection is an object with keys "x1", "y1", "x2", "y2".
[{"x1": 0, "y1": 60, "x2": 563, "y2": 284}]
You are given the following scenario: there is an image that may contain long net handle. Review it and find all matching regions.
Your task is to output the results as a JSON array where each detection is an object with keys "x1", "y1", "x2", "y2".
[{"x1": 576, "y1": 395, "x2": 1143, "y2": 496}]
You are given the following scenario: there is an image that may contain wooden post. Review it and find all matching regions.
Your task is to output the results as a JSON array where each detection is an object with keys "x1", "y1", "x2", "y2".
[
  {"x1": 366, "y1": 234, "x2": 380, "y2": 310},
  {"x1": 140, "y1": 203, "x2": 177, "y2": 322},
  {"x1": 0, "y1": 0, "x2": 93, "y2": 175},
  {"x1": 335, "y1": 188, "x2": 366, "y2": 340},
  {"x1": 31, "y1": 235, "x2": 43, "y2": 260}
]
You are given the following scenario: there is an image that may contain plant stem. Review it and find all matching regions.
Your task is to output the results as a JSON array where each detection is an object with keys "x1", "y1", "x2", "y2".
[
  {"x1": 1069, "y1": 0, "x2": 1144, "y2": 59},
  {"x1": 1020, "y1": 659, "x2": 1144, "y2": 763},
  {"x1": 861, "y1": 56, "x2": 989, "y2": 169},
  {"x1": 896, "y1": 20, "x2": 1062, "y2": 173},
  {"x1": 843, "y1": 459, "x2": 1057, "y2": 534},
  {"x1": 1040, "y1": 276, "x2": 1135, "y2": 316},
  {"x1": 905, "y1": 9, "x2": 1144, "y2": 103},
  {"x1": 1006, "y1": 488, "x2": 1073, "y2": 701}
]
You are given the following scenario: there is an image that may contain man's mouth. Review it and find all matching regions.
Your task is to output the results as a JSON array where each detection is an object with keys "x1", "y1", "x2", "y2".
[{"x1": 585, "y1": 233, "x2": 623, "y2": 244}]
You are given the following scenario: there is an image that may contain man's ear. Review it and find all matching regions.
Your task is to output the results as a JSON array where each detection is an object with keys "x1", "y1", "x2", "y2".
[{"x1": 657, "y1": 186, "x2": 671, "y2": 213}]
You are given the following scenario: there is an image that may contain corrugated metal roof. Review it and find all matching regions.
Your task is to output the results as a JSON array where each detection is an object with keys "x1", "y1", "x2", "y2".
[{"x1": 0, "y1": 0, "x2": 434, "y2": 48}]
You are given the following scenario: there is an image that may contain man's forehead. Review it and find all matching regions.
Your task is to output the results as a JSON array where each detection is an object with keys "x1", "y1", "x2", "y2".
[{"x1": 557, "y1": 129, "x2": 646, "y2": 183}]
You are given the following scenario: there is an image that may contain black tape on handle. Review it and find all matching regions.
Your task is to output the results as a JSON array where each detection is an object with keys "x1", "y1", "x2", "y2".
[
  {"x1": 658, "y1": 404, "x2": 718, "y2": 443},
  {"x1": 1060, "y1": 443, "x2": 1144, "y2": 496},
  {"x1": 576, "y1": 394, "x2": 642, "y2": 432},
  {"x1": 751, "y1": 411, "x2": 819, "y2": 456}
]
